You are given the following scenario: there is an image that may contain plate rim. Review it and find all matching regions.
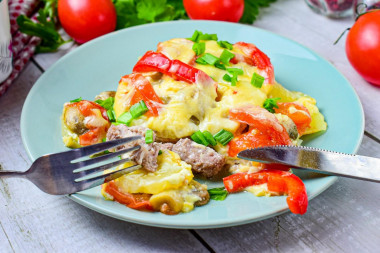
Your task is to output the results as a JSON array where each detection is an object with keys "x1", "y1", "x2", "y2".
[{"x1": 20, "y1": 20, "x2": 365, "y2": 229}]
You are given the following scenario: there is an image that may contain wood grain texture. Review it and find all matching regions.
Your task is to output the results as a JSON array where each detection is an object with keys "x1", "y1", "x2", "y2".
[
  {"x1": 196, "y1": 135, "x2": 380, "y2": 252},
  {"x1": 0, "y1": 65, "x2": 208, "y2": 253}
]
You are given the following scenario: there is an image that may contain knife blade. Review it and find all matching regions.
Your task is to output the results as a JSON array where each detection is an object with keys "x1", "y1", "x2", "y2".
[{"x1": 237, "y1": 146, "x2": 380, "y2": 183}]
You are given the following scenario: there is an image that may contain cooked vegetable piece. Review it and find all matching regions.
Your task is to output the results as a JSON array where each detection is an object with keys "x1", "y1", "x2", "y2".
[{"x1": 223, "y1": 170, "x2": 308, "y2": 215}]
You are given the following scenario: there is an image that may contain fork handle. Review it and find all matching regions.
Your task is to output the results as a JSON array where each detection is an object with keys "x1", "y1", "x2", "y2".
[{"x1": 0, "y1": 170, "x2": 27, "y2": 178}]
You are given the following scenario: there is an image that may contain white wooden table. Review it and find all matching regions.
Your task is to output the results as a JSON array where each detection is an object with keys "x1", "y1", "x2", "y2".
[{"x1": 1, "y1": 0, "x2": 380, "y2": 252}]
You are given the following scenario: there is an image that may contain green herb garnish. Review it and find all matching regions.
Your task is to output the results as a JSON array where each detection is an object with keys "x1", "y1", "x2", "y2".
[
  {"x1": 251, "y1": 73, "x2": 265, "y2": 88},
  {"x1": 219, "y1": 50, "x2": 235, "y2": 65},
  {"x1": 117, "y1": 100, "x2": 148, "y2": 125},
  {"x1": 217, "y1": 40, "x2": 233, "y2": 50},
  {"x1": 192, "y1": 42, "x2": 206, "y2": 56},
  {"x1": 214, "y1": 129, "x2": 234, "y2": 146},
  {"x1": 208, "y1": 187, "x2": 228, "y2": 201},
  {"x1": 70, "y1": 97, "x2": 82, "y2": 103},
  {"x1": 196, "y1": 53, "x2": 220, "y2": 65},
  {"x1": 263, "y1": 97, "x2": 281, "y2": 113},
  {"x1": 191, "y1": 130, "x2": 209, "y2": 146},
  {"x1": 145, "y1": 129, "x2": 154, "y2": 144},
  {"x1": 95, "y1": 97, "x2": 115, "y2": 110}
]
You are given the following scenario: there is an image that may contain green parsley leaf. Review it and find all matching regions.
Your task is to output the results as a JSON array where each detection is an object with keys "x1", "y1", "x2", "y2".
[
  {"x1": 208, "y1": 187, "x2": 228, "y2": 201},
  {"x1": 70, "y1": 97, "x2": 82, "y2": 103},
  {"x1": 240, "y1": 0, "x2": 278, "y2": 24},
  {"x1": 263, "y1": 97, "x2": 281, "y2": 113},
  {"x1": 217, "y1": 40, "x2": 233, "y2": 50},
  {"x1": 219, "y1": 50, "x2": 235, "y2": 65},
  {"x1": 192, "y1": 42, "x2": 206, "y2": 56}
]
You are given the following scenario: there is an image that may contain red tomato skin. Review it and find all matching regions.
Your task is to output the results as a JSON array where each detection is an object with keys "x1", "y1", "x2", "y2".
[
  {"x1": 183, "y1": 0, "x2": 244, "y2": 22},
  {"x1": 58, "y1": 0, "x2": 117, "y2": 44},
  {"x1": 346, "y1": 11, "x2": 380, "y2": 86}
]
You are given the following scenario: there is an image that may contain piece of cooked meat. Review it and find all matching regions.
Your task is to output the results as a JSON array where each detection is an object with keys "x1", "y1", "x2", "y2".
[
  {"x1": 172, "y1": 138, "x2": 225, "y2": 178},
  {"x1": 107, "y1": 125, "x2": 159, "y2": 172}
]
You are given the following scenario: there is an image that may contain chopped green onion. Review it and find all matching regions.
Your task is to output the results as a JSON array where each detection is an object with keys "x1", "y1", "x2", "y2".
[
  {"x1": 219, "y1": 50, "x2": 235, "y2": 65},
  {"x1": 102, "y1": 138, "x2": 107, "y2": 142},
  {"x1": 117, "y1": 111, "x2": 133, "y2": 125},
  {"x1": 223, "y1": 74, "x2": 232, "y2": 82},
  {"x1": 112, "y1": 122, "x2": 121, "y2": 126},
  {"x1": 107, "y1": 109, "x2": 116, "y2": 122},
  {"x1": 158, "y1": 150, "x2": 163, "y2": 155},
  {"x1": 217, "y1": 40, "x2": 233, "y2": 50},
  {"x1": 196, "y1": 53, "x2": 219, "y2": 65},
  {"x1": 145, "y1": 129, "x2": 154, "y2": 144},
  {"x1": 214, "y1": 129, "x2": 234, "y2": 146},
  {"x1": 198, "y1": 33, "x2": 218, "y2": 41},
  {"x1": 227, "y1": 68, "x2": 244, "y2": 75},
  {"x1": 95, "y1": 97, "x2": 114, "y2": 110},
  {"x1": 130, "y1": 100, "x2": 149, "y2": 118},
  {"x1": 188, "y1": 30, "x2": 201, "y2": 42},
  {"x1": 214, "y1": 62, "x2": 226, "y2": 70},
  {"x1": 188, "y1": 30, "x2": 218, "y2": 42},
  {"x1": 263, "y1": 97, "x2": 281, "y2": 113},
  {"x1": 117, "y1": 100, "x2": 149, "y2": 125},
  {"x1": 223, "y1": 73, "x2": 238, "y2": 86},
  {"x1": 192, "y1": 42, "x2": 206, "y2": 56},
  {"x1": 208, "y1": 187, "x2": 228, "y2": 201},
  {"x1": 203, "y1": 131, "x2": 217, "y2": 146},
  {"x1": 191, "y1": 130, "x2": 209, "y2": 146},
  {"x1": 70, "y1": 97, "x2": 82, "y2": 103},
  {"x1": 251, "y1": 73, "x2": 265, "y2": 88}
]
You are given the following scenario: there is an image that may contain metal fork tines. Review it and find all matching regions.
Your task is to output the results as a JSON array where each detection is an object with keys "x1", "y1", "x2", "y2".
[{"x1": 0, "y1": 136, "x2": 142, "y2": 195}]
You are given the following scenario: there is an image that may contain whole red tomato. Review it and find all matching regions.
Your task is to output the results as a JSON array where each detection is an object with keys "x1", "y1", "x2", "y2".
[
  {"x1": 183, "y1": 0, "x2": 244, "y2": 22},
  {"x1": 346, "y1": 10, "x2": 380, "y2": 86},
  {"x1": 58, "y1": 0, "x2": 117, "y2": 44}
]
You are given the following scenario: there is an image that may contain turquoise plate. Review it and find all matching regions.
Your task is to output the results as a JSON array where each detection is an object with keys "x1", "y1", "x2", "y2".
[{"x1": 21, "y1": 21, "x2": 364, "y2": 229}]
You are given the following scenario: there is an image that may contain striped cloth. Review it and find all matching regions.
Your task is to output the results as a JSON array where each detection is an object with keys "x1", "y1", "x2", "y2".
[{"x1": 0, "y1": 0, "x2": 40, "y2": 97}]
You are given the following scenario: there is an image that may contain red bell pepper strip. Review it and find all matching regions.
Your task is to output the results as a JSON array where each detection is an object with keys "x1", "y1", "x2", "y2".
[
  {"x1": 120, "y1": 73, "x2": 163, "y2": 116},
  {"x1": 274, "y1": 102, "x2": 311, "y2": 135},
  {"x1": 104, "y1": 182, "x2": 154, "y2": 211},
  {"x1": 223, "y1": 170, "x2": 308, "y2": 215},
  {"x1": 69, "y1": 100, "x2": 109, "y2": 121},
  {"x1": 133, "y1": 51, "x2": 214, "y2": 85}
]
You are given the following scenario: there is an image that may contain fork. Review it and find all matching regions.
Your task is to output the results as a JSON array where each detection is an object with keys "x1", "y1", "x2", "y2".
[{"x1": 0, "y1": 136, "x2": 142, "y2": 195}]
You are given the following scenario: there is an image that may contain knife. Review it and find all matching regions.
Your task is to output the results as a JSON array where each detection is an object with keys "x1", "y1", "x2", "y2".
[{"x1": 237, "y1": 146, "x2": 380, "y2": 183}]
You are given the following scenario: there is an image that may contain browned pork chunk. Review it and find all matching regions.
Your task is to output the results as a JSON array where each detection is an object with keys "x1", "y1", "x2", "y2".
[
  {"x1": 172, "y1": 138, "x2": 225, "y2": 178},
  {"x1": 106, "y1": 125, "x2": 160, "y2": 172}
]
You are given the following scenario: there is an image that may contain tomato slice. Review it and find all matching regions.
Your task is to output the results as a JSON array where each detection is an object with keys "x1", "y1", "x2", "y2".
[
  {"x1": 79, "y1": 127, "x2": 107, "y2": 146},
  {"x1": 228, "y1": 106, "x2": 292, "y2": 157},
  {"x1": 69, "y1": 100, "x2": 110, "y2": 146},
  {"x1": 104, "y1": 182, "x2": 153, "y2": 211},
  {"x1": 275, "y1": 102, "x2": 311, "y2": 135},
  {"x1": 120, "y1": 73, "x2": 163, "y2": 116},
  {"x1": 223, "y1": 170, "x2": 308, "y2": 215},
  {"x1": 133, "y1": 51, "x2": 214, "y2": 85},
  {"x1": 232, "y1": 42, "x2": 275, "y2": 84},
  {"x1": 70, "y1": 100, "x2": 108, "y2": 121}
]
